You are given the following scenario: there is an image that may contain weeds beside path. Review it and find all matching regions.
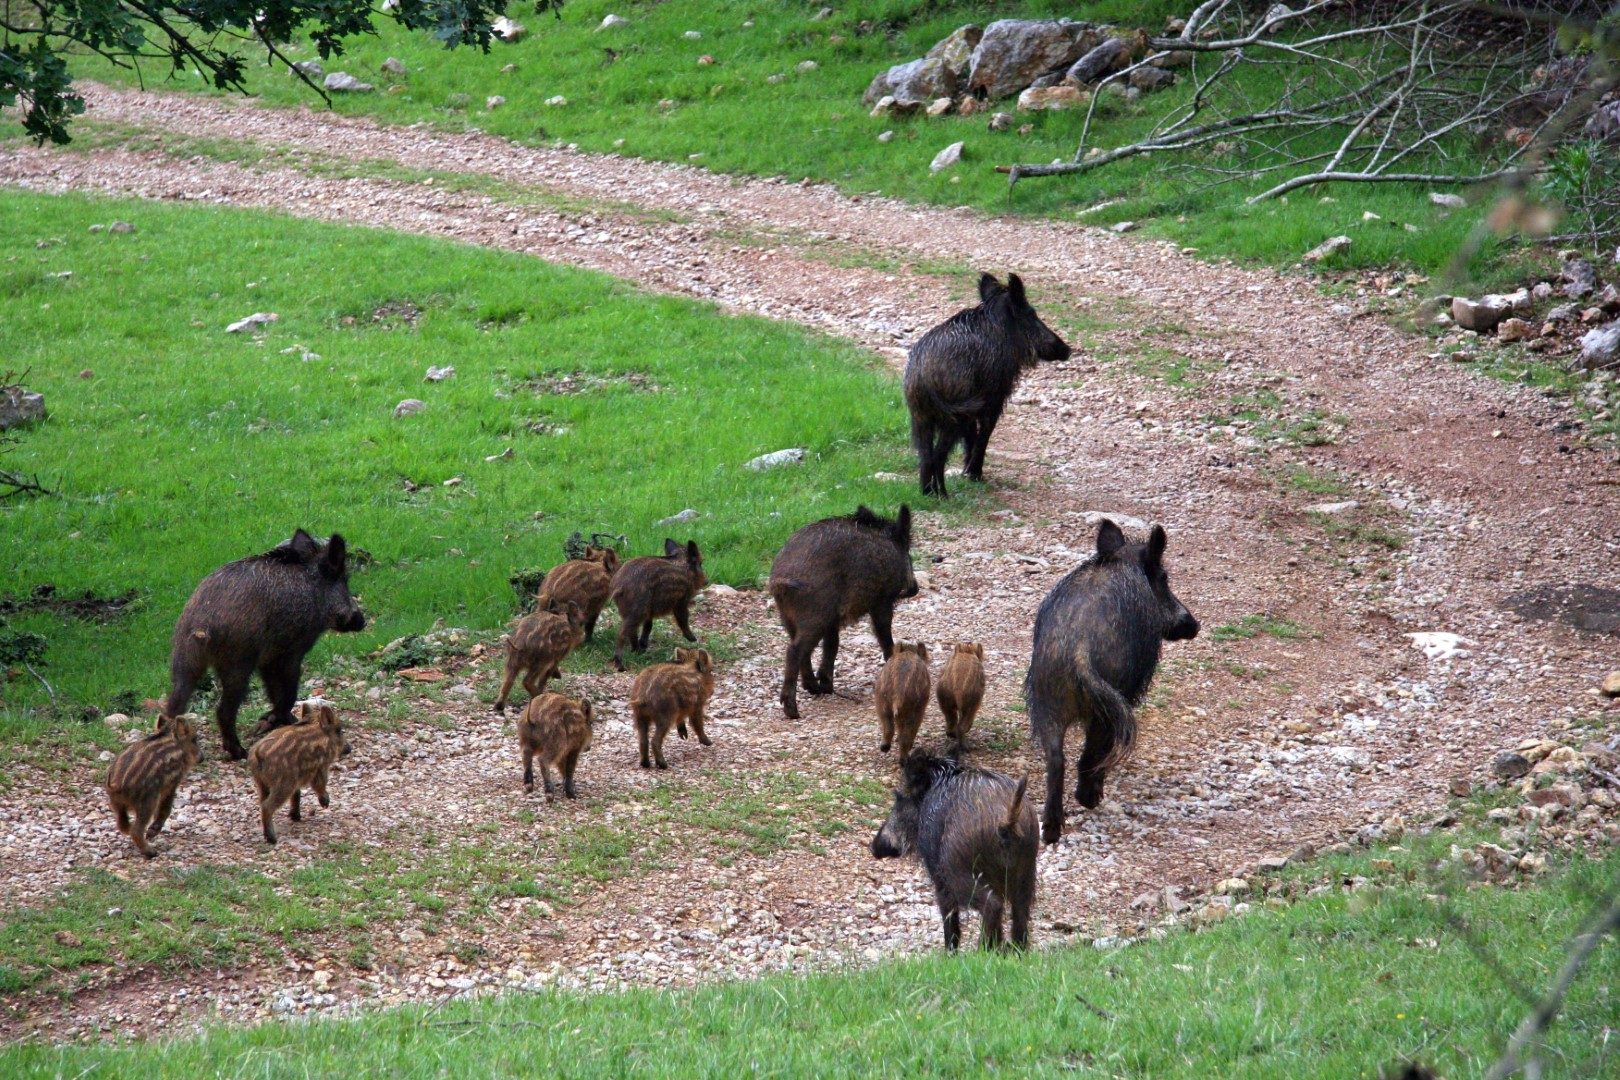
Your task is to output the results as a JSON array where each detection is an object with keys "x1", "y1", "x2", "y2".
[{"x1": 1, "y1": 82, "x2": 1617, "y2": 1041}]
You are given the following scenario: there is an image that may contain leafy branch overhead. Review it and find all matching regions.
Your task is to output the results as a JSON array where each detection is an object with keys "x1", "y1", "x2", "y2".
[
  {"x1": 1000, "y1": 1, "x2": 1620, "y2": 204},
  {"x1": 0, "y1": 0, "x2": 525, "y2": 144}
]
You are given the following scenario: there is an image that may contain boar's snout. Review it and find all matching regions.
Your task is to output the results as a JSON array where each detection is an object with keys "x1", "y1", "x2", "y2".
[
  {"x1": 1037, "y1": 324, "x2": 1072, "y2": 364},
  {"x1": 899, "y1": 563, "x2": 920, "y2": 600},
  {"x1": 871, "y1": 831, "x2": 902, "y2": 859},
  {"x1": 1165, "y1": 605, "x2": 1199, "y2": 642},
  {"x1": 341, "y1": 740, "x2": 353, "y2": 758},
  {"x1": 334, "y1": 607, "x2": 366, "y2": 633}
]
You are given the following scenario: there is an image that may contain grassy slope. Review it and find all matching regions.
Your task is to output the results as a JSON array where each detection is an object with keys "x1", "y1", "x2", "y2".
[
  {"x1": 5, "y1": 822, "x2": 1615, "y2": 1078},
  {"x1": 73, "y1": 0, "x2": 1516, "y2": 282},
  {"x1": 0, "y1": 189, "x2": 930, "y2": 726}
]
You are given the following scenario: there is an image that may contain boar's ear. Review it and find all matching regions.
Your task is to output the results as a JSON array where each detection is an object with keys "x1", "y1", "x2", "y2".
[
  {"x1": 1006, "y1": 273, "x2": 1027, "y2": 307},
  {"x1": 1146, "y1": 525, "x2": 1168, "y2": 570},
  {"x1": 289, "y1": 529, "x2": 319, "y2": 561},
  {"x1": 155, "y1": 713, "x2": 174, "y2": 734},
  {"x1": 566, "y1": 601, "x2": 582, "y2": 623},
  {"x1": 895, "y1": 504, "x2": 913, "y2": 549},
  {"x1": 978, "y1": 273, "x2": 1002, "y2": 303},
  {"x1": 1096, "y1": 518, "x2": 1127, "y2": 561},
  {"x1": 173, "y1": 716, "x2": 195, "y2": 740},
  {"x1": 853, "y1": 505, "x2": 878, "y2": 528},
  {"x1": 663, "y1": 538, "x2": 681, "y2": 557},
  {"x1": 318, "y1": 705, "x2": 339, "y2": 729},
  {"x1": 686, "y1": 539, "x2": 701, "y2": 564},
  {"x1": 583, "y1": 701, "x2": 595, "y2": 724},
  {"x1": 322, "y1": 533, "x2": 349, "y2": 576},
  {"x1": 974, "y1": 643, "x2": 985, "y2": 659},
  {"x1": 916, "y1": 642, "x2": 929, "y2": 663}
]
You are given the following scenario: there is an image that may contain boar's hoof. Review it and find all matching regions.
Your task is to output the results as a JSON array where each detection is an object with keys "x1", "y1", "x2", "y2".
[
  {"x1": 698, "y1": 734, "x2": 713, "y2": 747},
  {"x1": 879, "y1": 742, "x2": 891, "y2": 753},
  {"x1": 1041, "y1": 820, "x2": 1062, "y2": 846},
  {"x1": 781, "y1": 696, "x2": 800, "y2": 720},
  {"x1": 143, "y1": 849, "x2": 159, "y2": 860},
  {"x1": 677, "y1": 724, "x2": 689, "y2": 740},
  {"x1": 495, "y1": 703, "x2": 507, "y2": 715}
]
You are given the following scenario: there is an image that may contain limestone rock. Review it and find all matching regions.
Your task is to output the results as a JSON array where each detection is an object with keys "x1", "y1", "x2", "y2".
[
  {"x1": 394, "y1": 399, "x2": 426, "y2": 419},
  {"x1": 1451, "y1": 295, "x2": 1511, "y2": 332},
  {"x1": 929, "y1": 141, "x2": 964, "y2": 172},
  {"x1": 492, "y1": 17, "x2": 526, "y2": 42},
  {"x1": 1302, "y1": 235, "x2": 1351, "y2": 262},
  {"x1": 1497, "y1": 317, "x2": 1533, "y2": 343},
  {"x1": 1129, "y1": 66, "x2": 1175, "y2": 91},
  {"x1": 1017, "y1": 85, "x2": 1084, "y2": 111},
  {"x1": 968, "y1": 19, "x2": 1095, "y2": 100},
  {"x1": 0, "y1": 385, "x2": 45, "y2": 430},
  {"x1": 1429, "y1": 192, "x2": 1466, "y2": 208},
  {"x1": 598, "y1": 14, "x2": 629, "y2": 30},
  {"x1": 225, "y1": 311, "x2": 279, "y2": 333},
  {"x1": 926, "y1": 25, "x2": 983, "y2": 84},
  {"x1": 323, "y1": 72, "x2": 374, "y2": 93},
  {"x1": 1579, "y1": 320, "x2": 1620, "y2": 369},
  {"x1": 1562, "y1": 257, "x2": 1597, "y2": 300},
  {"x1": 1064, "y1": 37, "x2": 1127, "y2": 85},
  {"x1": 1601, "y1": 670, "x2": 1620, "y2": 697},
  {"x1": 380, "y1": 57, "x2": 406, "y2": 76}
]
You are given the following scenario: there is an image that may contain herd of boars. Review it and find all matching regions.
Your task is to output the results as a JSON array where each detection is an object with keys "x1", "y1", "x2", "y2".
[{"x1": 106, "y1": 273, "x2": 1201, "y2": 951}]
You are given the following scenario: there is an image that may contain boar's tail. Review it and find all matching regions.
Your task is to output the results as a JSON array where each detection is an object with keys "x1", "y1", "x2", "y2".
[
  {"x1": 999, "y1": 775, "x2": 1030, "y2": 847},
  {"x1": 1077, "y1": 660, "x2": 1136, "y2": 773}
]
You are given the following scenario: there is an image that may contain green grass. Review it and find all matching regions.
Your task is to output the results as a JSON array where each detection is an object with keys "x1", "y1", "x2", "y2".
[
  {"x1": 0, "y1": 188, "x2": 955, "y2": 731},
  {"x1": 5, "y1": 822, "x2": 1614, "y2": 1077},
  {"x1": 62, "y1": 0, "x2": 1528, "y2": 284},
  {"x1": 1210, "y1": 614, "x2": 1310, "y2": 643}
]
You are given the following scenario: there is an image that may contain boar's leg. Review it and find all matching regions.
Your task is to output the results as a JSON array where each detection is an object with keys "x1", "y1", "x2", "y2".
[
  {"x1": 495, "y1": 652, "x2": 523, "y2": 713},
  {"x1": 935, "y1": 890, "x2": 962, "y2": 951},
  {"x1": 650, "y1": 719, "x2": 671, "y2": 770},
  {"x1": 561, "y1": 750, "x2": 580, "y2": 798},
  {"x1": 635, "y1": 706, "x2": 653, "y2": 768},
  {"x1": 214, "y1": 662, "x2": 256, "y2": 760},
  {"x1": 1040, "y1": 728, "x2": 1068, "y2": 846},
  {"x1": 523, "y1": 747, "x2": 536, "y2": 790},
  {"x1": 128, "y1": 808, "x2": 156, "y2": 858},
  {"x1": 978, "y1": 893, "x2": 1005, "y2": 951},
  {"x1": 780, "y1": 633, "x2": 817, "y2": 720},
  {"x1": 260, "y1": 795, "x2": 279, "y2": 845},
  {"x1": 313, "y1": 767, "x2": 331, "y2": 809},
  {"x1": 812, "y1": 627, "x2": 838, "y2": 694},
  {"x1": 540, "y1": 757, "x2": 556, "y2": 796},
  {"x1": 877, "y1": 701, "x2": 895, "y2": 754},
  {"x1": 1008, "y1": 862, "x2": 1035, "y2": 950},
  {"x1": 674, "y1": 600, "x2": 697, "y2": 643},
  {"x1": 636, "y1": 619, "x2": 654, "y2": 651},
  {"x1": 259, "y1": 655, "x2": 301, "y2": 731},
  {"x1": 962, "y1": 403, "x2": 1005, "y2": 481},
  {"x1": 689, "y1": 706, "x2": 712, "y2": 747},
  {"x1": 149, "y1": 788, "x2": 178, "y2": 835},
  {"x1": 1074, "y1": 725, "x2": 1112, "y2": 810},
  {"x1": 869, "y1": 603, "x2": 897, "y2": 660},
  {"x1": 289, "y1": 789, "x2": 303, "y2": 822},
  {"x1": 614, "y1": 622, "x2": 635, "y2": 673},
  {"x1": 114, "y1": 801, "x2": 132, "y2": 835}
]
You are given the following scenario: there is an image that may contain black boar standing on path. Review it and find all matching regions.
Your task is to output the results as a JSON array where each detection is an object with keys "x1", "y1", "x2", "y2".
[
  {"x1": 165, "y1": 530, "x2": 366, "y2": 760},
  {"x1": 1025, "y1": 519, "x2": 1199, "y2": 844},
  {"x1": 904, "y1": 273, "x2": 1071, "y2": 498},
  {"x1": 768, "y1": 505, "x2": 919, "y2": 719}
]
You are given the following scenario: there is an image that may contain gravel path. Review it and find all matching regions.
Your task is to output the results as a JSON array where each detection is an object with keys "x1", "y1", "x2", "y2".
[{"x1": 2, "y1": 83, "x2": 1617, "y2": 1040}]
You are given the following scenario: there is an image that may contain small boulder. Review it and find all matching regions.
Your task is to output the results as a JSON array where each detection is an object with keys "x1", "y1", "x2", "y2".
[
  {"x1": 380, "y1": 57, "x2": 407, "y2": 76},
  {"x1": 1110, "y1": 221, "x2": 1137, "y2": 234},
  {"x1": 292, "y1": 60, "x2": 324, "y2": 77},
  {"x1": 225, "y1": 312, "x2": 279, "y2": 333},
  {"x1": 425, "y1": 366, "x2": 455, "y2": 382},
  {"x1": 1429, "y1": 192, "x2": 1466, "y2": 209},
  {"x1": 656, "y1": 508, "x2": 701, "y2": 526},
  {"x1": 987, "y1": 111, "x2": 1015, "y2": 131},
  {"x1": 546, "y1": 95, "x2": 568, "y2": 107},
  {"x1": 108, "y1": 221, "x2": 135, "y2": 234},
  {"x1": 1064, "y1": 37, "x2": 1127, "y2": 85},
  {"x1": 1451, "y1": 295, "x2": 1511, "y2": 332},
  {"x1": 1128, "y1": 66, "x2": 1176, "y2": 91},
  {"x1": 486, "y1": 96, "x2": 506, "y2": 110},
  {"x1": 885, "y1": 56, "x2": 956, "y2": 106},
  {"x1": 929, "y1": 141, "x2": 965, "y2": 172},
  {"x1": 1302, "y1": 235, "x2": 1351, "y2": 262},
  {"x1": 926, "y1": 25, "x2": 984, "y2": 84},
  {"x1": 1601, "y1": 670, "x2": 1620, "y2": 697},
  {"x1": 745, "y1": 448, "x2": 806, "y2": 471},
  {"x1": 926, "y1": 97, "x2": 954, "y2": 117},
  {"x1": 1017, "y1": 85, "x2": 1085, "y2": 111},
  {"x1": 394, "y1": 399, "x2": 426, "y2": 418},
  {"x1": 324, "y1": 72, "x2": 374, "y2": 93},
  {"x1": 968, "y1": 19, "x2": 1096, "y2": 100},
  {"x1": 1546, "y1": 303, "x2": 1579, "y2": 323},
  {"x1": 683, "y1": 30, "x2": 702, "y2": 40},
  {"x1": 598, "y1": 13, "x2": 628, "y2": 30},
  {"x1": 0, "y1": 386, "x2": 45, "y2": 430},
  {"x1": 876, "y1": 130, "x2": 895, "y2": 143},
  {"x1": 1497, "y1": 317, "x2": 1533, "y2": 343},
  {"x1": 1493, "y1": 751, "x2": 1531, "y2": 780},
  {"x1": 1562, "y1": 258, "x2": 1597, "y2": 300},
  {"x1": 1579, "y1": 320, "x2": 1620, "y2": 369}
]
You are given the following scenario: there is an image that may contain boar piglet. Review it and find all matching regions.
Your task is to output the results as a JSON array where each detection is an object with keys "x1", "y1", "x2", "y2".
[
  {"x1": 629, "y1": 647, "x2": 714, "y2": 770},
  {"x1": 519, "y1": 692, "x2": 598, "y2": 798},
  {"x1": 537, "y1": 546, "x2": 621, "y2": 642},
  {"x1": 872, "y1": 752, "x2": 1037, "y2": 950},
  {"x1": 611, "y1": 539, "x2": 707, "y2": 671},
  {"x1": 875, "y1": 642, "x2": 930, "y2": 762},
  {"x1": 495, "y1": 599, "x2": 586, "y2": 714},
  {"x1": 936, "y1": 642, "x2": 986, "y2": 747},
  {"x1": 248, "y1": 701, "x2": 352, "y2": 845},
  {"x1": 106, "y1": 714, "x2": 203, "y2": 858}
]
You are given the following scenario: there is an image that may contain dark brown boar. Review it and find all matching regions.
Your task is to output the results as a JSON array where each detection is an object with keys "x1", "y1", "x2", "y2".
[
  {"x1": 629, "y1": 647, "x2": 715, "y2": 770},
  {"x1": 1026, "y1": 520, "x2": 1199, "y2": 843},
  {"x1": 768, "y1": 505, "x2": 920, "y2": 720},
  {"x1": 165, "y1": 529, "x2": 366, "y2": 760},
  {"x1": 610, "y1": 539, "x2": 707, "y2": 671},
  {"x1": 872, "y1": 752, "x2": 1038, "y2": 950},
  {"x1": 936, "y1": 642, "x2": 986, "y2": 746},
  {"x1": 248, "y1": 701, "x2": 352, "y2": 845},
  {"x1": 494, "y1": 600, "x2": 586, "y2": 714},
  {"x1": 875, "y1": 642, "x2": 931, "y2": 761},
  {"x1": 518, "y1": 692, "x2": 598, "y2": 798},
  {"x1": 105, "y1": 713, "x2": 202, "y2": 858},
  {"x1": 536, "y1": 547, "x2": 621, "y2": 641}
]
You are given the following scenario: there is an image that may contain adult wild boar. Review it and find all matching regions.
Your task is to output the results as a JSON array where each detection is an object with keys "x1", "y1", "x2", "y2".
[
  {"x1": 1025, "y1": 519, "x2": 1198, "y2": 843},
  {"x1": 166, "y1": 529, "x2": 366, "y2": 760},
  {"x1": 904, "y1": 273, "x2": 1071, "y2": 498},
  {"x1": 768, "y1": 505, "x2": 919, "y2": 719}
]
